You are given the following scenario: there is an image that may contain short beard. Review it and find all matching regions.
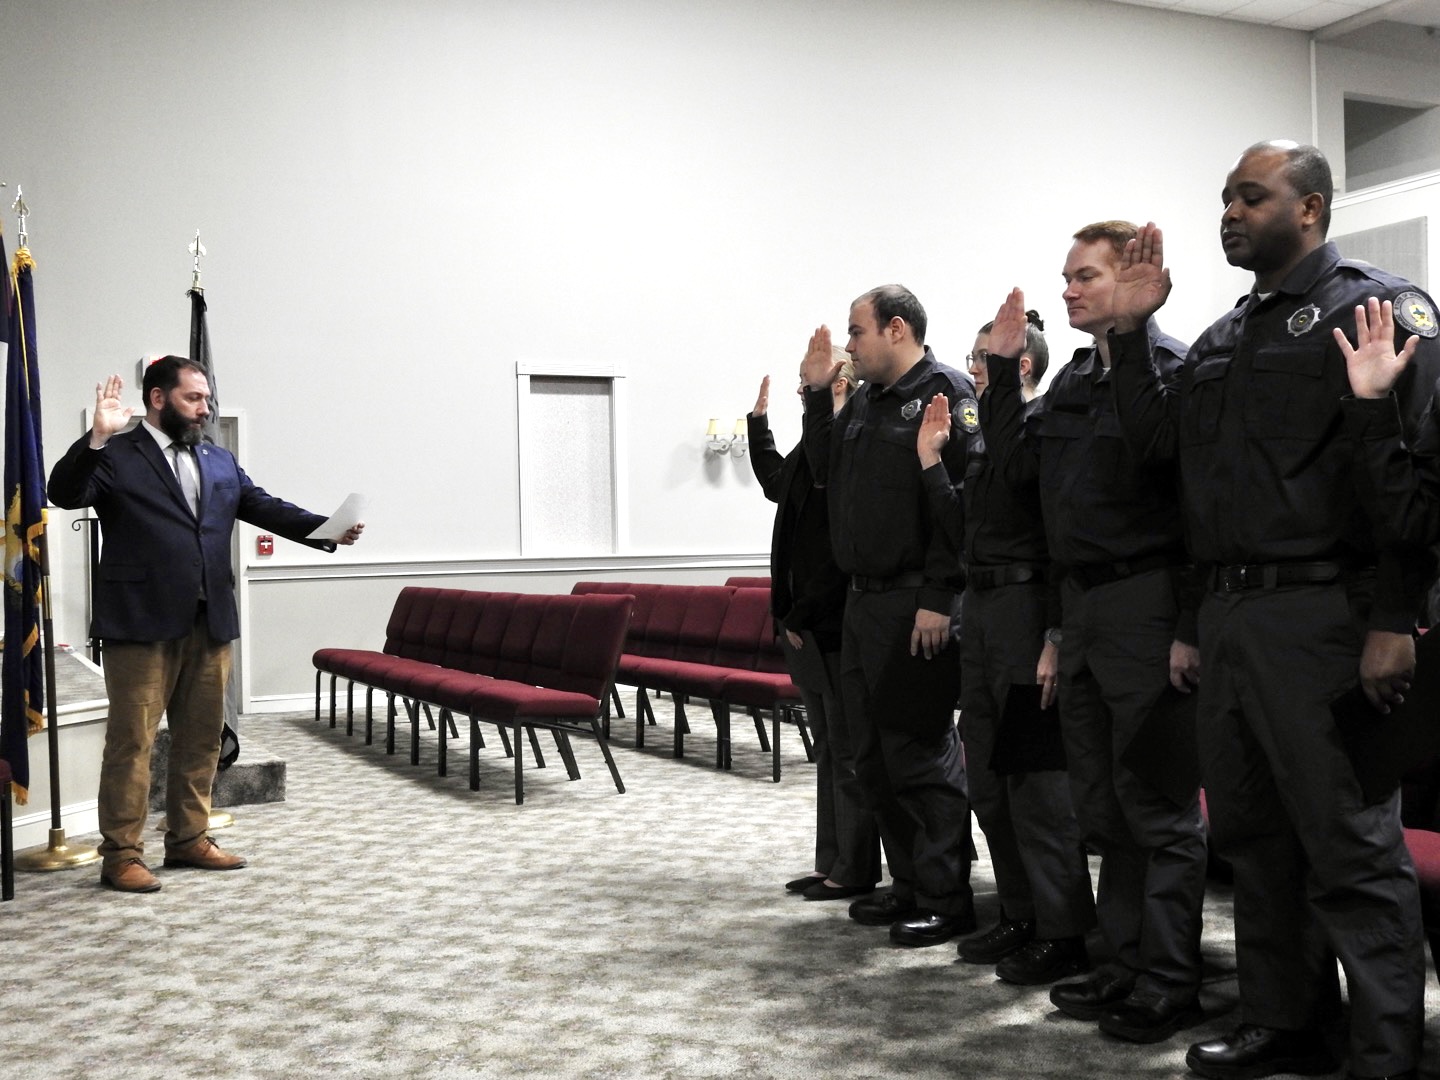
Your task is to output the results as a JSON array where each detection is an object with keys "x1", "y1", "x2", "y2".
[{"x1": 158, "y1": 399, "x2": 203, "y2": 447}]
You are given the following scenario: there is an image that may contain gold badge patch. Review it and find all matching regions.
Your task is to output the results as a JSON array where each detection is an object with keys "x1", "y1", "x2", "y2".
[
  {"x1": 958, "y1": 398, "x2": 980, "y2": 434},
  {"x1": 1395, "y1": 291, "x2": 1438, "y2": 339}
]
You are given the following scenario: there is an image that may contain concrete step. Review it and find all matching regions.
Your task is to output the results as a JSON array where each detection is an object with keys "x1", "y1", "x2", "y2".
[{"x1": 147, "y1": 722, "x2": 287, "y2": 811}]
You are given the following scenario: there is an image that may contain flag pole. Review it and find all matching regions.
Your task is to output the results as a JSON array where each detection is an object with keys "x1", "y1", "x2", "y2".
[
  {"x1": 8, "y1": 191, "x2": 97, "y2": 870},
  {"x1": 15, "y1": 524, "x2": 99, "y2": 870},
  {"x1": 187, "y1": 230, "x2": 233, "y2": 831}
]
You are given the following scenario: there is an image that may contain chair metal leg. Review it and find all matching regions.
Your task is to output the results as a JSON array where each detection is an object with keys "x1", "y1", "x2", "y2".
[
  {"x1": 527, "y1": 726, "x2": 547, "y2": 769},
  {"x1": 422, "y1": 703, "x2": 437, "y2": 731},
  {"x1": 438, "y1": 707, "x2": 450, "y2": 777},
  {"x1": 513, "y1": 720, "x2": 525, "y2": 804},
  {"x1": 590, "y1": 716, "x2": 626, "y2": 795},
  {"x1": 469, "y1": 716, "x2": 481, "y2": 791},
  {"x1": 314, "y1": 669, "x2": 322, "y2": 722},
  {"x1": 636, "y1": 687, "x2": 652, "y2": 747},
  {"x1": 750, "y1": 706, "x2": 771, "y2": 753},
  {"x1": 328, "y1": 673, "x2": 338, "y2": 728},
  {"x1": 610, "y1": 685, "x2": 626, "y2": 719},
  {"x1": 790, "y1": 706, "x2": 815, "y2": 761},
  {"x1": 553, "y1": 730, "x2": 581, "y2": 780},
  {"x1": 711, "y1": 700, "x2": 731, "y2": 770},
  {"x1": 675, "y1": 695, "x2": 691, "y2": 735},
  {"x1": 345, "y1": 680, "x2": 355, "y2": 736},
  {"x1": 385, "y1": 693, "x2": 397, "y2": 755},
  {"x1": 772, "y1": 708, "x2": 781, "y2": 782},
  {"x1": 673, "y1": 696, "x2": 687, "y2": 758},
  {"x1": 365, "y1": 686, "x2": 375, "y2": 745},
  {"x1": 497, "y1": 725, "x2": 514, "y2": 758},
  {"x1": 406, "y1": 698, "x2": 421, "y2": 765}
]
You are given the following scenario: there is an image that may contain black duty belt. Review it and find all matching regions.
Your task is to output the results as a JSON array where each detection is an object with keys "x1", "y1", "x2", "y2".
[
  {"x1": 1211, "y1": 561, "x2": 1348, "y2": 593},
  {"x1": 851, "y1": 571, "x2": 927, "y2": 593},
  {"x1": 967, "y1": 563, "x2": 1043, "y2": 592},
  {"x1": 1066, "y1": 554, "x2": 1174, "y2": 591}
]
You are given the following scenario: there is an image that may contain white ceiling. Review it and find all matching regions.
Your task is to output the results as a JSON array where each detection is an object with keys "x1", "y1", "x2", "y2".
[{"x1": 1106, "y1": 0, "x2": 1440, "y2": 33}]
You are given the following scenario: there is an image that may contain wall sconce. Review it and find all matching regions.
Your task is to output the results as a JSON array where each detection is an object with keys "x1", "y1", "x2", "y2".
[{"x1": 705, "y1": 418, "x2": 748, "y2": 458}]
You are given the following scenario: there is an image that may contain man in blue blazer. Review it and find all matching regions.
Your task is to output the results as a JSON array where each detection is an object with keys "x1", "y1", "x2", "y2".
[{"x1": 48, "y1": 356, "x2": 363, "y2": 893}]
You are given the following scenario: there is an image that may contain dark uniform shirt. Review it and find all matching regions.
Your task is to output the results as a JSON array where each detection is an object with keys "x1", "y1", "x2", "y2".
[
  {"x1": 747, "y1": 409, "x2": 848, "y2": 651},
  {"x1": 1344, "y1": 376, "x2": 1440, "y2": 552},
  {"x1": 921, "y1": 397, "x2": 1046, "y2": 564},
  {"x1": 803, "y1": 347, "x2": 972, "y2": 615},
  {"x1": 1110, "y1": 241, "x2": 1440, "y2": 631},
  {"x1": 981, "y1": 319, "x2": 1189, "y2": 569}
]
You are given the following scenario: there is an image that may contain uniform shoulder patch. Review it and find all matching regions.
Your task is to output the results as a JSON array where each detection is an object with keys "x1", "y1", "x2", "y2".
[
  {"x1": 1395, "y1": 291, "x2": 1438, "y2": 339},
  {"x1": 957, "y1": 397, "x2": 980, "y2": 433}
]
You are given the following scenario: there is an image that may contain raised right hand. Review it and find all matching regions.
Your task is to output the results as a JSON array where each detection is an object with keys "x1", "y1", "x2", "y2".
[
  {"x1": 799, "y1": 325, "x2": 842, "y2": 390},
  {"x1": 1112, "y1": 222, "x2": 1172, "y2": 333},
  {"x1": 988, "y1": 288, "x2": 1029, "y2": 358},
  {"x1": 90, "y1": 375, "x2": 135, "y2": 447},
  {"x1": 917, "y1": 393, "x2": 951, "y2": 468},
  {"x1": 752, "y1": 375, "x2": 771, "y2": 417}
]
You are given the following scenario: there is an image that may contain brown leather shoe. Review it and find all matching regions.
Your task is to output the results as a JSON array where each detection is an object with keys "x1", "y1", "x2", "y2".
[
  {"x1": 102, "y1": 858, "x2": 162, "y2": 893},
  {"x1": 163, "y1": 835, "x2": 248, "y2": 871}
]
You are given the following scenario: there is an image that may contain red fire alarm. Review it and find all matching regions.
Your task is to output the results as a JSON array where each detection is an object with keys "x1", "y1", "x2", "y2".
[{"x1": 257, "y1": 534, "x2": 275, "y2": 556}]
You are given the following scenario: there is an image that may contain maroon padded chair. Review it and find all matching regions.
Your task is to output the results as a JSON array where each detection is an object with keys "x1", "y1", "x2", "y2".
[
  {"x1": 314, "y1": 588, "x2": 632, "y2": 802},
  {"x1": 724, "y1": 576, "x2": 771, "y2": 588}
]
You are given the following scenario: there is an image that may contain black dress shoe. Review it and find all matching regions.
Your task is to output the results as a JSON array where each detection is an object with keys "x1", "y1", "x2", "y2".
[
  {"x1": 957, "y1": 918, "x2": 1034, "y2": 963},
  {"x1": 1184, "y1": 1023, "x2": 1338, "y2": 1079},
  {"x1": 785, "y1": 874, "x2": 826, "y2": 893},
  {"x1": 995, "y1": 936, "x2": 1089, "y2": 985},
  {"x1": 890, "y1": 907, "x2": 978, "y2": 947},
  {"x1": 802, "y1": 880, "x2": 876, "y2": 901},
  {"x1": 1098, "y1": 991, "x2": 1202, "y2": 1043},
  {"x1": 848, "y1": 892, "x2": 917, "y2": 926},
  {"x1": 1048, "y1": 970, "x2": 1136, "y2": 1022}
]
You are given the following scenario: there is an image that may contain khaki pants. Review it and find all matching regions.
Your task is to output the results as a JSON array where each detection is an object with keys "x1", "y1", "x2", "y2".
[{"x1": 98, "y1": 620, "x2": 232, "y2": 869}]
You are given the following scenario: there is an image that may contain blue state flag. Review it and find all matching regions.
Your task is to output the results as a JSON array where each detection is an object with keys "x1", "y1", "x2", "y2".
[{"x1": 2, "y1": 238, "x2": 48, "y2": 802}]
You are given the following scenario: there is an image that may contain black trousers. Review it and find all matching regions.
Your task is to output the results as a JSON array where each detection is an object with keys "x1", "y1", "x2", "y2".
[
  {"x1": 1058, "y1": 568, "x2": 1206, "y2": 1000},
  {"x1": 1199, "y1": 583, "x2": 1423, "y2": 1076},
  {"x1": 960, "y1": 581, "x2": 1094, "y2": 939},
  {"x1": 840, "y1": 587, "x2": 973, "y2": 916},
  {"x1": 781, "y1": 633, "x2": 881, "y2": 887}
]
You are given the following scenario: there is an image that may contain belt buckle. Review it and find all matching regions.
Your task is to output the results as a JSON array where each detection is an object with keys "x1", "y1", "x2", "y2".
[{"x1": 1219, "y1": 565, "x2": 1248, "y2": 592}]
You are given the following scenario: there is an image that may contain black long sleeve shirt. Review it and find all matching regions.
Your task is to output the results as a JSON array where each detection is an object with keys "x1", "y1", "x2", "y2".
[
  {"x1": 1109, "y1": 242, "x2": 1440, "y2": 632},
  {"x1": 981, "y1": 319, "x2": 1189, "y2": 570},
  {"x1": 802, "y1": 348, "x2": 972, "y2": 615}
]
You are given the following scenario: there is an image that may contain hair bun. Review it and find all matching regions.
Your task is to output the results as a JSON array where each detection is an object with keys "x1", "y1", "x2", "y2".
[{"x1": 1024, "y1": 309, "x2": 1044, "y2": 331}]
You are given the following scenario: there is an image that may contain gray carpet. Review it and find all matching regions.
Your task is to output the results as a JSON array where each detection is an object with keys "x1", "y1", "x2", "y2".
[{"x1": 2, "y1": 691, "x2": 1438, "y2": 1079}]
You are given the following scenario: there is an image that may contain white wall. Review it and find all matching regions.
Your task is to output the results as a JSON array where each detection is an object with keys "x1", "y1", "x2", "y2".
[
  {"x1": 0, "y1": 0, "x2": 1320, "y2": 701},
  {"x1": 1316, "y1": 41, "x2": 1440, "y2": 195}
]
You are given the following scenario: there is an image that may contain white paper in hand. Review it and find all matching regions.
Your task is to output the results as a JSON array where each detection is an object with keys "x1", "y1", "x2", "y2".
[{"x1": 307, "y1": 492, "x2": 368, "y2": 541}]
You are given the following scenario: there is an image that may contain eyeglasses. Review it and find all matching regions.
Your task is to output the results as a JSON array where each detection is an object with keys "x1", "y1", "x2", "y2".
[{"x1": 965, "y1": 350, "x2": 989, "y2": 368}]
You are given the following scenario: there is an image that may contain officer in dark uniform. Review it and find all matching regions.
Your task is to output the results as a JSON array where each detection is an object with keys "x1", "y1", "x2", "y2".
[
  {"x1": 981, "y1": 228, "x2": 1208, "y2": 1047},
  {"x1": 799, "y1": 284, "x2": 976, "y2": 947},
  {"x1": 1108, "y1": 141, "x2": 1440, "y2": 1080},
  {"x1": 916, "y1": 312, "x2": 1097, "y2": 984}
]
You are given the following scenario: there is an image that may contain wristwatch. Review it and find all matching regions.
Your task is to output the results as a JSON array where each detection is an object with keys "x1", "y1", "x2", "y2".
[{"x1": 1044, "y1": 627, "x2": 1063, "y2": 646}]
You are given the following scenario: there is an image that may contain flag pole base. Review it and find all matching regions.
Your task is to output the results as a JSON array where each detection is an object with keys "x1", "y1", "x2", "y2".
[
  {"x1": 15, "y1": 828, "x2": 100, "y2": 872},
  {"x1": 155, "y1": 810, "x2": 234, "y2": 832}
]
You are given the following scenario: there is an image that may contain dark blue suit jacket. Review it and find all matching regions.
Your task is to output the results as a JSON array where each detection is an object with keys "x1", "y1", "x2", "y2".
[{"x1": 48, "y1": 426, "x2": 335, "y2": 644}]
